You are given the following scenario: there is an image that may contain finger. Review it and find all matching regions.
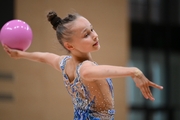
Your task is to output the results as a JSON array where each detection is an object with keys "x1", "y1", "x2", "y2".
[
  {"x1": 3, "y1": 44, "x2": 8, "y2": 48},
  {"x1": 149, "y1": 81, "x2": 163, "y2": 90},
  {"x1": 3, "y1": 46, "x2": 12, "y2": 56},
  {"x1": 141, "y1": 78, "x2": 155, "y2": 100},
  {"x1": 5, "y1": 49, "x2": 11, "y2": 55},
  {"x1": 3, "y1": 45, "x2": 12, "y2": 51},
  {"x1": 3, "y1": 46, "x2": 10, "y2": 53},
  {"x1": 142, "y1": 83, "x2": 154, "y2": 101},
  {"x1": 145, "y1": 81, "x2": 155, "y2": 100},
  {"x1": 3, "y1": 45, "x2": 9, "y2": 51},
  {"x1": 146, "y1": 87, "x2": 155, "y2": 101},
  {"x1": 140, "y1": 87, "x2": 149, "y2": 99},
  {"x1": 3, "y1": 46, "x2": 9, "y2": 53},
  {"x1": 2, "y1": 44, "x2": 5, "y2": 47}
]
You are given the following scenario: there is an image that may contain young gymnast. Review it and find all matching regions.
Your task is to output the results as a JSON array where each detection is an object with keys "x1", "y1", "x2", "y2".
[{"x1": 3, "y1": 11, "x2": 163, "y2": 120}]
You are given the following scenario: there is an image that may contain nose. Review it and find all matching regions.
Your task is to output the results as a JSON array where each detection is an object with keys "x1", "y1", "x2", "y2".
[{"x1": 92, "y1": 31, "x2": 98, "y2": 41}]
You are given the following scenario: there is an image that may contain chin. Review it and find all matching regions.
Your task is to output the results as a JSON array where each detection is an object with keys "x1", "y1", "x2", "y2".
[
  {"x1": 92, "y1": 45, "x2": 100, "y2": 52},
  {"x1": 96, "y1": 45, "x2": 101, "y2": 50}
]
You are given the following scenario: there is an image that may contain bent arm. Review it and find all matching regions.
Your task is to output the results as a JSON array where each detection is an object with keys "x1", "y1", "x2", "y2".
[
  {"x1": 3, "y1": 45, "x2": 65, "y2": 71},
  {"x1": 80, "y1": 61, "x2": 163, "y2": 101},
  {"x1": 80, "y1": 61, "x2": 137, "y2": 79}
]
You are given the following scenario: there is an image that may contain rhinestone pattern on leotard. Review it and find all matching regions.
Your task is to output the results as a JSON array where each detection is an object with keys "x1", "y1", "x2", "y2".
[{"x1": 60, "y1": 56, "x2": 115, "y2": 120}]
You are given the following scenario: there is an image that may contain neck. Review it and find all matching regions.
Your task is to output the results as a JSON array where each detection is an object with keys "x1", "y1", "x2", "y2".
[{"x1": 70, "y1": 52, "x2": 93, "y2": 64}]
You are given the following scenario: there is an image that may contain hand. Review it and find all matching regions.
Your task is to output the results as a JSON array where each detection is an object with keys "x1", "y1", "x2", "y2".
[
  {"x1": 3, "y1": 45, "x2": 22, "y2": 59},
  {"x1": 132, "y1": 69, "x2": 163, "y2": 101}
]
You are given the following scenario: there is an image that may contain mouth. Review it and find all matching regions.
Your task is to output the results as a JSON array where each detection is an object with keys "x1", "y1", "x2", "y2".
[{"x1": 93, "y1": 41, "x2": 99, "y2": 46}]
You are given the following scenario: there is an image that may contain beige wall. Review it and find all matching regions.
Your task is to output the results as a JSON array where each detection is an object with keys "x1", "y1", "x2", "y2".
[{"x1": 0, "y1": 0, "x2": 130, "y2": 119}]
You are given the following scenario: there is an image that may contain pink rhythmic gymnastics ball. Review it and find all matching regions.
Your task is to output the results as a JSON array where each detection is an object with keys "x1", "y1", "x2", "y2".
[{"x1": 0, "y1": 19, "x2": 33, "y2": 51}]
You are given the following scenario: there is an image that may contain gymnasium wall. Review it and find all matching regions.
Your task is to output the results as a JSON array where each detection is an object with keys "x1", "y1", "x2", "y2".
[{"x1": 0, "y1": 0, "x2": 130, "y2": 119}]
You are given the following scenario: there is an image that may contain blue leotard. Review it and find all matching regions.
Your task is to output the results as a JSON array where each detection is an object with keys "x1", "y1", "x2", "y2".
[{"x1": 60, "y1": 56, "x2": 115, "y2": 120}]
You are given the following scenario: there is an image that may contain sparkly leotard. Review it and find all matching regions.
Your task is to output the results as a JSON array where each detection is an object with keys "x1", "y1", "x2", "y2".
[{"x1": 60, "y1": 56, "x2": 115, "y2": 120}]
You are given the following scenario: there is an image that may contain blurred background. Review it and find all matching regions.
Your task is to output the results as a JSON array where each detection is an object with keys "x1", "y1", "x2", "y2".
[
  {"x1": 127, "y1": 0, "x2": 180, "y2": 120},
  {"x1": 0, "y1": 0, "x2": 179, "y2": 120}
]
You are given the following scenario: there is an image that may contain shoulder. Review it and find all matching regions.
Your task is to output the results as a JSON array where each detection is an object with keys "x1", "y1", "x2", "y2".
[
  {"x1": 77, "y1": 60, "x2": 97, "y2": 73},
  {"x1": 80, "y1": 60, "x2": 97, "y2": 68},
  {"x1": 59, "y1": 55, "x2": 71, "y2": 62},
  {"x1": 77, "y1": 60, "x2": 98, "y2": 80},
  {"x1": 59, "y1": 55, "x2": 71, "y2": 69}
]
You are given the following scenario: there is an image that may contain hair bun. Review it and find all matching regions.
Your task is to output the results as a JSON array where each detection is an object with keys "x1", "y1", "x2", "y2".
[{"x1": 47, "y1": 11, "x2": 62, "y2": 30}]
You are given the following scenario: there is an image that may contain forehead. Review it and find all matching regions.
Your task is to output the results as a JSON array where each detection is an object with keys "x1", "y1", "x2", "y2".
[{"x1": 70, "y1": 16, "x2": 91, "y2": 33}]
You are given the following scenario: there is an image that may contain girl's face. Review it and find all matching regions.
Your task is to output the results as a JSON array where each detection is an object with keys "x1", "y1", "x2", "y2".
[{"x1": 68, "y1": 16, "x2": 100, "y2": 53}]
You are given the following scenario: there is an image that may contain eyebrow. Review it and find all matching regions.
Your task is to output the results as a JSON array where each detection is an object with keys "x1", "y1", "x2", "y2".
[{"x1": 82, "y1": 24, "x2": 92, "y2": 34}]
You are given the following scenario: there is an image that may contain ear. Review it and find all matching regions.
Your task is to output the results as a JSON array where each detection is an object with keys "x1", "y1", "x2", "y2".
[{"x1": 64, "y1": 42, "x2": 74, "y2": 51}]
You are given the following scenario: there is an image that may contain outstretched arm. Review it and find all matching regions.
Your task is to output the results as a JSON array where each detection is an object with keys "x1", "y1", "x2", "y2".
[
  {"x1": 3, "y1": 45, "x2": 65, "y2": 71},
  {"x1": 80, "y1": 61, "x2": 163, "y2": 101}
]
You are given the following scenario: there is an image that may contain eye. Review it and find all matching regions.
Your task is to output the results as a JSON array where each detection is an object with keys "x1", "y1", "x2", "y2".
[
  {"x1": 91, "y1": 28, "x2": 94, "y2": 32},
  {"x1": 84, "y1": 33, "x2": 89, "y2": 38}
]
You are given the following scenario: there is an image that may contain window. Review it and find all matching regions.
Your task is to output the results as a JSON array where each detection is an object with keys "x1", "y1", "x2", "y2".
[{"x1": 127, "y1": 0, "x2": 180, "y2": 119}]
